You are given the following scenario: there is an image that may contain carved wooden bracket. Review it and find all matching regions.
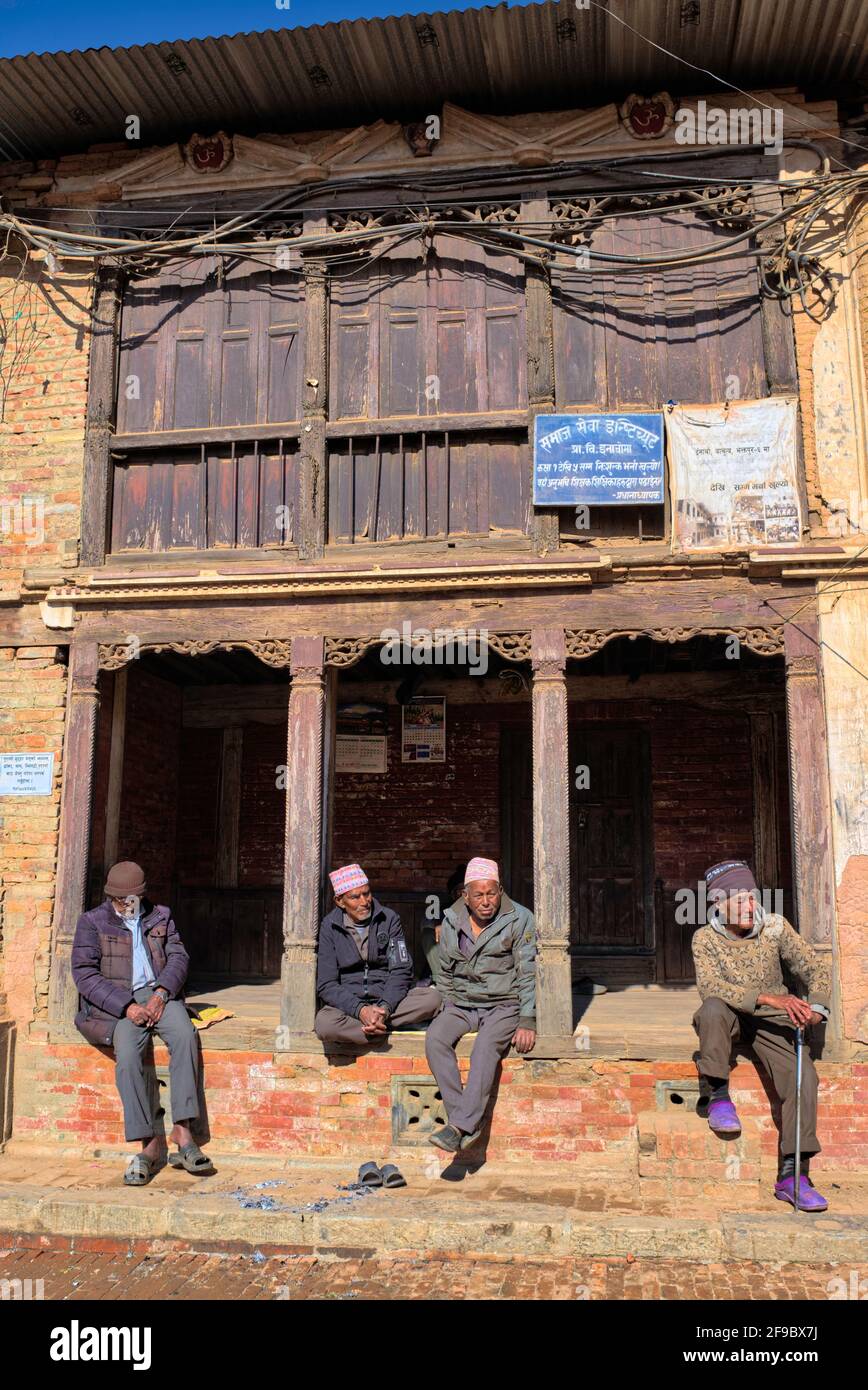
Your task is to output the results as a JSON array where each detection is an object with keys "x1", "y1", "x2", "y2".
[
  {"x1": 565, "y1": 625, "x2": 784, "y2": 659},
  {"x1": 550, "y1": 184, "x2": 755, "y2": 248},
  {"x1": 97, "y1": 638, "x2": 294, "y2": 670},
  {"x1": 324, "y1": 630, "x2": 533, "y2": 669}
]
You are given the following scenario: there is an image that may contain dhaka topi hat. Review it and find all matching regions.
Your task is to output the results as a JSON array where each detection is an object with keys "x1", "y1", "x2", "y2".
[
  {"x1": 464, "y1": 857, "x2": 500, "y2": 886},
  {"x1": 329, "y1": 864, "x2": 369, "y2": 896}
]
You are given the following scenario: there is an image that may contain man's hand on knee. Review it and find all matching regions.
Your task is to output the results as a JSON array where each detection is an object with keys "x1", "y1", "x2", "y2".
[{"x1": 758, "y1": 993, "x2": 814, "y2": 1026}]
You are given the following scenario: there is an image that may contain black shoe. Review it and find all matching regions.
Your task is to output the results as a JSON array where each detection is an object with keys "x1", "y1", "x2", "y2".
[{"x1": 428, "y1": 1124, "x2": 462, "y2": 1153}]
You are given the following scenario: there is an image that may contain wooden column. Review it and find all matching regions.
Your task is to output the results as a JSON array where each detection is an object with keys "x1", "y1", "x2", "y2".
[
  {"x1": 102, "y1": 663, "x2": 127, "y2": 872},
  {"x1": 523, "y1": 195, "x2": 557, "y2": 556},
  {"x1": 531, "y1": 627, "x2": 573, "y2": 1037},
  {"x1": 280, "y1": 636, "x2": 326, "y2": 1037},
  {"x1": 298, "y1": 256, "x2": 328, "y2": 561},
  {"x1": 80, "y1": 267, "x2": 122, "y2": 566},
  {"x1": 784, "y1": 618, "x2": 838, "y2": 1015},
  {"x1": 48, "y1": 641, "x2": 101, "y2": 1030},
  {"x1": 320, "y1": 665, "x2": 338, "y2": 905},
  {"x1": 749, "y1": 709, "x2": 781, "y2": 897}
]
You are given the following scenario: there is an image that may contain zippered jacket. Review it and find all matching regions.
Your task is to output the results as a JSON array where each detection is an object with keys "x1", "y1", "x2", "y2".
[
  {"x1": 316, "y1": 898, "x2": 413, "y2": 1017},
  {"x1": 434, "y1": 894, "x2": 537, "y2": 1029}
]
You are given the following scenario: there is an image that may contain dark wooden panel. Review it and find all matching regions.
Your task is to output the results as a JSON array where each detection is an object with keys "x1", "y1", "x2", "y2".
[
  {"x1": 326, "y1": 430, "x2": 529, "y2": 544},
  {"x1": 117, "y1": 256, "x2": 304, "y2": 435},
  {"x1": 178, "y1": 888, "x2": 282, "y2": 980},
  {"x1": 110, "y1": 443, "x2": 299, "y2": 553},
  {"x1": 329, "y1": 242, "x2": 526, "y2": 422},
  {"x1": 569, "y1": 724, "x2": 654, "y2": 953}
]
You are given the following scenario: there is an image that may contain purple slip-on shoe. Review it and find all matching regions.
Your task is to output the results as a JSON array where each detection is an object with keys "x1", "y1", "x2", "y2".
[
  {"x1": 774, "y1": 1174, "x2": 829, "y2": 1212},
  {"x1": 707, "y1": 1098, "x2": 742, "y2": 1135}
]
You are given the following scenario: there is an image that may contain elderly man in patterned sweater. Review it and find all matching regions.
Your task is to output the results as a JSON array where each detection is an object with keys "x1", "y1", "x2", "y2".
[{"x1": 691, "y1": 859, "x2": 831, "y2": 1212}]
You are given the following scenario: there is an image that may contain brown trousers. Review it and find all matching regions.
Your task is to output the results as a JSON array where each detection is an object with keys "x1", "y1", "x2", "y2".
[
  {"x1": 315, "y1": 985, "x2": 441, "y2": 1046},
  {"x1": 693, "y1": 996, "x2": 820, "y2": 1155}
]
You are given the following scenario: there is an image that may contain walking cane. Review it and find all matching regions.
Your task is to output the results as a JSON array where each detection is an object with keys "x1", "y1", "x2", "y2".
[{"x1": 793, "y1": 1024, "x2": 804, "y2": 1213}]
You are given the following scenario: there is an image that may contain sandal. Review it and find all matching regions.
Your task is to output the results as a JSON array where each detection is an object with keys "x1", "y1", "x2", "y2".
[
  {"x1": 123, "y1": 1152, "x2": 162, "y2": 1186},
  {"x1": 168, "y1": 1142, "x2": 215, "y2": 1175},
  {"x1": 358, "y1": 1162, "x2": 383, "y2": 1187},
  {"x1": 380, "y1": 1164, "x2": 407, "y2": 1188}
]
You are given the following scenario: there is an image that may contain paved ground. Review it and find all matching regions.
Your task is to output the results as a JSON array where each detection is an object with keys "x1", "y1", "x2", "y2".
[{"x1": 1, "y1": 1236, "x2": 864, "y2": 1301}]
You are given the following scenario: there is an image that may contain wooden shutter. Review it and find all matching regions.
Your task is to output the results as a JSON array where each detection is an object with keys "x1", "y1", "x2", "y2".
[
  {"x1": 117, "y1": 256, "x2": 304, "y2": 433},
  {"x1": 330, "y1": 239, "x2": 526, "y2": 421}
]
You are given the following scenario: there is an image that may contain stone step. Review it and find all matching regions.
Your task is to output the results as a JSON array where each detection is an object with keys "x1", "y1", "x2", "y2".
[
  {"x1": 637, "y1": 1109, "x2": 766, "y2": 1183},
  {"x1": 0, "y1": 1178, "x2": 865, "y2": 1265}
]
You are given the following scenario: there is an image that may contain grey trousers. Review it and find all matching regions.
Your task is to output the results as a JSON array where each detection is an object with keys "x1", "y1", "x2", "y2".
[
  {"x1": 113, "y1": 986, "x2": 201, "y2": 1142},
  {"x1": 693, "y1": 996, "x2": 820, "y2": 1156},
  {"x1": 425, "y1": 1000, "x2": 520, "y2": 1134},
  {"x1": 315, "y1": 985, "x2": 442, "y2": 1046}
]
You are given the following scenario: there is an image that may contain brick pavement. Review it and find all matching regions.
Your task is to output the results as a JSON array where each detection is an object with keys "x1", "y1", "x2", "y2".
[{"x1": 1, "y1": 1235, "x2": 865, "y2": 1300}]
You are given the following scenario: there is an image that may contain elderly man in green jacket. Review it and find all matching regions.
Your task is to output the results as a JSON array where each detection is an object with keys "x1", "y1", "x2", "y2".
[{"x1": 426, "y1": 857, "x2": 537, "y2": 1153}]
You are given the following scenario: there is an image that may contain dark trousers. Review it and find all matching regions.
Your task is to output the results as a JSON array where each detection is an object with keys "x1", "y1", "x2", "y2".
[
  {"x1": 315, "y1": 985, "x2": 441, "y2": 1046},
  {"x1": 693, "y1": 996, "x2": 820, "y2": 1156},
  {"x1": 113, "y1": 986, "x2": 200, "y2": 1142},
  {"x1": 425, "y1": 1000, "x2": 520, "y2": 1133}
]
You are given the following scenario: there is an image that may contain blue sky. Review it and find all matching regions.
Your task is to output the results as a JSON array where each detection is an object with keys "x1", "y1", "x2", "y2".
[{"x1": 0, "y1": 0, "x2": 528, "y2": 59}]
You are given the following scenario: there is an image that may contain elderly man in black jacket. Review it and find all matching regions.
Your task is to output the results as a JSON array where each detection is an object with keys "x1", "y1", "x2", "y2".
[{"x1": 315, "y1": 863, "x2": 440, "y2": 1045}]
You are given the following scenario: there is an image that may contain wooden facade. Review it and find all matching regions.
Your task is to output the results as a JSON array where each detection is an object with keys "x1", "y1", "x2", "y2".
[{"x1": 29, "y1": 96, "x2": 848, "y2": 1050}]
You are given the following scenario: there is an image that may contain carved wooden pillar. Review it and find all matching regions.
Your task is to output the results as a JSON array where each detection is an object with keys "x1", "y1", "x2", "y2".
[
  {"x1": 531, "y1": 627, "x2": 573, "y2": 1037},
  {"x1": 80, "y1": 267, "x2": 122, "y2": 566},
  {"x1": 280, "y1": 636, "x2": 326, "y2": 1037},
  {"x1": 48, "y1": 641, "x2": 101, "y2": 1030},
  {"x1": 783, "y1": 617, "x2": 839, "y2": 1029},
  {"x1": 298, "y1": 257, "x2": 328, "y2": 561},
  {"x1": 524, "y1": 195, "x2": 558, "y2": 557}
]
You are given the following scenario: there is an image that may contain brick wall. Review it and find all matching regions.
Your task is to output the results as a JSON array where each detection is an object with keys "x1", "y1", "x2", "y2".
[
  {"x1": 332, "y1": 704, "x2": 502, "y2": 892},
  {"x1": 0, "y1": 646, "x2": 66, "y2": 1024},
  {"x1": 11, "y1": 1037, "x2": 868, "y2": 1172}
]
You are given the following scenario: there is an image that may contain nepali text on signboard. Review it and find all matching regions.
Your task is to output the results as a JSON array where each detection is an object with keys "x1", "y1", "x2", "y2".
[{"x1": 533, "y1": 413, "x2": 665, "y2": 506}]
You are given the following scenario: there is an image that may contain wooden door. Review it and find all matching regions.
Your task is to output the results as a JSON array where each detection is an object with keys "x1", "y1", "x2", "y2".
[
  {"x1": 501, "y1": 725, "x2": 534, "y2": 912},
  {"x1": 570, "y1": 725, "x2": 653, "y2": 952}
]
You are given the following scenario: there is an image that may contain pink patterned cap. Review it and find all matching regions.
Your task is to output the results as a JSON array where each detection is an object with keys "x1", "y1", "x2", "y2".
[
  {"x1": 329, "y1": 864, "x2": 369, "y2": 896},
  {"x1": 464, "y1": 857, "x2": 500, "y2": 886}
]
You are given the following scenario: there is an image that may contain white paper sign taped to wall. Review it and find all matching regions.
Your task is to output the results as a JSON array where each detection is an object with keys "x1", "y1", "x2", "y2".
[{"x1": 667, "y1": 398, "x2": 803, "y2": 551}]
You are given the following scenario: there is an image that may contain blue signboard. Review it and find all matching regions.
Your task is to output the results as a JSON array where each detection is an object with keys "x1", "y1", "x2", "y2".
[{"x1": 534, "y1": 412, "x2": 665, "y2": 506}]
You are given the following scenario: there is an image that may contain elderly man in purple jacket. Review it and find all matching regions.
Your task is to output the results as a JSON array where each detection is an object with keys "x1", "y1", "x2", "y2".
[{"x1": 71, "y1": 860, "x2": 213, "y2": 1185}]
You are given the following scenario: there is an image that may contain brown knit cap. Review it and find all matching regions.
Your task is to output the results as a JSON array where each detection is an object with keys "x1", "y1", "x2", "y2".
[{"x1": 104, "y1": 861, "x2": 147, "y2": 898}]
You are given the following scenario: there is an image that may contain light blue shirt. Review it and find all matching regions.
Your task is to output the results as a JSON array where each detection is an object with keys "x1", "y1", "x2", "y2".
[{"x1": 114, "y1": 906, "x2": 156, "y2": 991}]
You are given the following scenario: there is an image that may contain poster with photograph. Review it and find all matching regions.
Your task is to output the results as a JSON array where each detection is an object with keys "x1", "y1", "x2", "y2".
[
  {"x1": 401, "y1": 697, "x2": 446, "y2": 763},
  {"x1": 668, "y1": 398, "x2": 803, "y2": 551}
]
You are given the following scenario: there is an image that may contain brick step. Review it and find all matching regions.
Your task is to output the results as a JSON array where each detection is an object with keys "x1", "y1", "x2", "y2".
[{"x1": 637, "y1": 1109, "x2": 766, "y2": 1183}]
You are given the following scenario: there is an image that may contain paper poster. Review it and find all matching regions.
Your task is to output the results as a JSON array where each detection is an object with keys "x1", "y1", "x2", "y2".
[
  {"x1": 335, "y1": 735, "x2": 387, "y2": 774},
  {"x1": 668, "y1": 398, "x2": 803, "y2": 550},
  {"x1": 0, "y1": 752, "x2": 54, "y2": 796},
  {"x1": 401, "y1": 697, "x2": 446, "y2": 763},
  {"x1": 534, "y1": 412, "x2": 665, "y2": 506}
]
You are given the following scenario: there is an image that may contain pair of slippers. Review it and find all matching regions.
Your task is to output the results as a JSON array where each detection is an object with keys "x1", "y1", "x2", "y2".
[{"x1": 358, "y1": 1161, "x2": 406, "y2": 1188}]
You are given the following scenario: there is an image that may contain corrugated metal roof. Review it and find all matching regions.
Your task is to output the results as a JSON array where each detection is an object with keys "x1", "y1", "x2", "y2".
[{"x1": 0, "y1": 0, "x2": 866, "y2": 163}]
